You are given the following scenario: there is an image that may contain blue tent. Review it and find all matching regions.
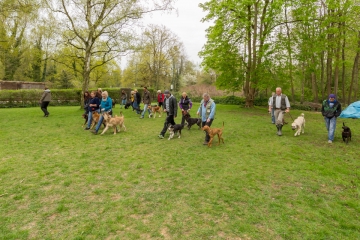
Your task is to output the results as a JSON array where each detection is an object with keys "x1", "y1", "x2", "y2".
[{"x1": 339, "y1": 101, "x2": 360, "y2": 118}]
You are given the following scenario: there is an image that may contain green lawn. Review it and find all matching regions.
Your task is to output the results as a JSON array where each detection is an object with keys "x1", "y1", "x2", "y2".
[{"x1": 0, "y1": 105, "x2": 359, "y2": 239}]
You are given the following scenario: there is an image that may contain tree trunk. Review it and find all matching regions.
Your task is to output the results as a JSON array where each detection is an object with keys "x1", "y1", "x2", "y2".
[
  {"x1": 341, "y1": 23, "x2": 346, "y2": 105},
  {"x1": 285, "y1": 4, "x2": 295, "y2": 102},
  {"x1": 348, "y1": 31, "x2": 360, "y2": 104},
  {"x1": 311, "y1": 55, "x2": 318, "y2": 103}
]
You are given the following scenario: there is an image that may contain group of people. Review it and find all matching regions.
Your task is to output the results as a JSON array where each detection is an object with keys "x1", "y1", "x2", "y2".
[{"x1": 268, "y1": 87, "x2": 342, "y2": 143}]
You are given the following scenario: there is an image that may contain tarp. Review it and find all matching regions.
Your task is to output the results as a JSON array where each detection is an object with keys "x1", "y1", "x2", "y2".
[{"x1": 339, "y1": 101, "x2": 360, "y2": 119}]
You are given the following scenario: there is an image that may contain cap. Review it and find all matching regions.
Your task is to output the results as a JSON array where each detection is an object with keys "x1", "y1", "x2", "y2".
[
  {"x1": 329, "y1": 94, "x2": 336, "y2": 98},
  {"x1": 164, "y1": 90, "x2": 170, "y2": 94}
]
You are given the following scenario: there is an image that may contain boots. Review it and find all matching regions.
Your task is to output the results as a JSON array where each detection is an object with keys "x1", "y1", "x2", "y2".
[{"x1": 276, "y1": 124, "x2": 283, "y2": 136}]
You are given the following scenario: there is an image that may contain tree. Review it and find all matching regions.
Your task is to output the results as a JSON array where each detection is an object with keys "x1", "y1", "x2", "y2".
[{"x1": 45, "y1": 0, "x2": 174, "y2": 106}]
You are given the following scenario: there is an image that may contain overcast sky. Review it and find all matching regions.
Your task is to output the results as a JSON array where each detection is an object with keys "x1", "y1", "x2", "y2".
[{"x1": 122, "y1": 0, "x2": 211, "y2": 68}]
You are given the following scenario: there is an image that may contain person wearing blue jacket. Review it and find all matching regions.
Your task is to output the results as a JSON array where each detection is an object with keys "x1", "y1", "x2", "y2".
[
  {"x1": 197, "y1": 93, "x2": 216, "y2": 145},
  {"x1": 91, "y1": 91, "x2": 112, "y2": 135}
]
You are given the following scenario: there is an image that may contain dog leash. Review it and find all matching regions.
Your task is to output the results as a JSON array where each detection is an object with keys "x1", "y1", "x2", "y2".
[{"x1": 287, "y1": 112, "x2": 295, "y2": 122}]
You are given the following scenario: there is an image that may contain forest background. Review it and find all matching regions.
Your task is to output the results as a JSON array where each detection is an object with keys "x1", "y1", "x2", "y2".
[{"x1": 1, "y1": 0, "x2": 360, "y2": 107}]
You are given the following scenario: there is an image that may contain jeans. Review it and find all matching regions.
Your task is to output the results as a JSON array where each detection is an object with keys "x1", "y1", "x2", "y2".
[
  {"x1": 202, "y1": 119, "x2": 214, "y2": 142},
  {"x1": 141, "y1": 103, "x2": 151, "y2": 117},
  {"x1": 160, "y1": 114, "x2": 175, "y2": 136},
  {"x1": 133, "y1": 102, "x2": 140, "y2": 114},
  {"x1": 121, "y1": 99, "x2": 127, "y2": 107},
  {"x1": 95, "y1": 114, "x2": 104, "y2": 132},
  {"x1": 271, "y1": 108, "x2": 275, "y2": 123},
  {"x1": 87, "y1": 109, "x2": 100, "y2": 128},
  {"x1": 324, "y1": 117, "x2": 337, "y2": 141}
]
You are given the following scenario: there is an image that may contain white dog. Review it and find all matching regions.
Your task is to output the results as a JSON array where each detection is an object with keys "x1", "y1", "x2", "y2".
[{"x1": 291, "y1": 113, "x2": 305, "y2": 136}]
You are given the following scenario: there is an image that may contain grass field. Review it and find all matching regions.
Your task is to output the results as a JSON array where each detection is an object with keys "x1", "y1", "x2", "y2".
[{"x1": 0, "y1": 105, "x2": 359, "y2": 239}]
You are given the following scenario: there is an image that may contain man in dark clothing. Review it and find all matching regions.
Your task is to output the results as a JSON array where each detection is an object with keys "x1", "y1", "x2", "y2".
[
  {"x1": 158, "y1": 90, "x2": 177, "y2": 139},
  {"x1": 133, "y1": 89, "x2": 141, "y2": 114},
  {"x1": 321, "y1": 93, "x2": 342, "y2": 143},
  {"x1": 140, "y1": 87, "x2": 152, "y2": 119}
]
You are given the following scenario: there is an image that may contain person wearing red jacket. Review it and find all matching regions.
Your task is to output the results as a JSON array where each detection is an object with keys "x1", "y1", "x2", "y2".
[{"x1": 157, "y1": 90, "x2": 165, "y2": 108}]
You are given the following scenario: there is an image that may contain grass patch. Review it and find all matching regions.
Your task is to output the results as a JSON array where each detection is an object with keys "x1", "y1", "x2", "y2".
[{"x1": 0, "y1": 105, "x2": 359, "y2": 239}]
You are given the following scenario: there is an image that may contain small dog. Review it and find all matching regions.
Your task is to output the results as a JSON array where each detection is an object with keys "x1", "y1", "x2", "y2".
[
  {"x1": 167, "y1": 124, "x2": 184, "y2": 140},
  {"x1": 148, "y1": 105, "x2": 162, "y2": 118},
  {"x1": 202, "y1": 122, "x2": 225, "y2": 147},
  {"x1": 82, "y1": 113, "x2": 88, "y2": 127},
  {"x1": 184, "y1": 113, "x2": 201, "y2": 130},
  {"x1": 100, "y1": 112, "x2": 126, "y2": 135},
  {"x1": 342, "y1": 122, "x2": 352, "y2": 144},
  {"x1": 291, "y1": 113, "x2": 305, "y2": 136},
  {"x1": 112, "y1": 99, "x2": 116, "y2": 108},
  {"x1": 124, "y1": 102, "x2": 132, "y2": 109}
]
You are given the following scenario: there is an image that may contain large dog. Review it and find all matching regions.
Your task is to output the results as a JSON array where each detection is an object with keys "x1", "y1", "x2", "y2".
[
  {"x1": 342, "y1": 122, "x2": 352, "y2": 144},
  {"x1": 291, "y1": 113, "x2": 305, "y2": 136},
  {"x1": 90, "y1": 111, "x2": 106, "y2": 129},
  {"x1": 184, "y1": 113, "x2": 201, "y2": 130},
  {"x1": 100, "y1": 112, "x2": 126, "y2": 135},
  {"x1": 202, "y1": 122, "x2": 225, "y2": 147},
  {"x1": 124, "y1": 102, "x2": 132, "y2": 109},
  {"x1": 167, "y1": 124, "x2": 184, "y2": 140},
  {"x1": 82, "y1": 113, "x2": 88, "y2": 127},
  {"x1": 148, "y1": 105, "x2": 162, "y2": 118}
]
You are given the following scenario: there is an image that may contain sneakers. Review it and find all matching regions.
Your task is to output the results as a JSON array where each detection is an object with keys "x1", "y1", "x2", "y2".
[
  {"x1": 328, "y1": 140, "x2": 333, "y2": 143},
  {"x1": 84, "y1": 127, "x2": 90, "y2": 130},
  {"x1": 158, "y1": 134, "x2": 164, "y2": 139},
  {"x1": 203, "y1": 141, "x2": 209, "y2": 145},
  {"x1": 91, "y1": 130, "x2": 98, "y2": 135},
  {"x1": 140, "y1": 116, "x2": 144, "y2": 119}
]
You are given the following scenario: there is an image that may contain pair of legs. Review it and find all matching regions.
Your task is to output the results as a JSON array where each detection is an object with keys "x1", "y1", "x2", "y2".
[
  {"x1": 324, "y1": 117, "x2": 336, "y2": 142},
  {"x1": 274, "y1": 109, "x2": 285, "y2": 136},
  {"x1": 41, "y1": 101, "x2": 50, "y2": 116},
  {"x1": 141, "y1": 104, "x2": 152, "y2": 118},
  {"x1": 202, "y1": 119, "x2": 214, "y2": 143},
  {"x1": 86, "y1": 109, "x2": 100, "y2": 129},
  {"x1": 181, "y1": 110, "x2": 189, "y2": 125},
  {"x1": 121, "y1": 99, "x2": 126, "y2": 108},
  {"x1": 133, "y1": 102, "x2": 141, "y2": 114},
  {"x1": 271, "y1": 107, "x2": 275, "y2": 124},
  {"x1": 159, "y1": 114, "x2": 175, "y2": 137}
]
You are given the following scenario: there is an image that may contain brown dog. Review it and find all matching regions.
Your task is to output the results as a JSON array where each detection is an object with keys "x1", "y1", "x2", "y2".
[
  {"x1": 201, "y1": 122, "x2": 225, "y2": 147},
  {"x1": 90, "y1": 111, "x2": 106, "y2": 129},
  {"x1": 100, "y1": 112, "x2": 126, "y2": 135},
  {"x1": 148, "y1": 105, "x2": 162, "y2": 118}
]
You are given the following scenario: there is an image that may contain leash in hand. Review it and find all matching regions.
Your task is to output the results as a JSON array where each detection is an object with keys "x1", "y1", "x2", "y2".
[{"x1": 287, "y1": 112, "x2": 295, "y2": 122}]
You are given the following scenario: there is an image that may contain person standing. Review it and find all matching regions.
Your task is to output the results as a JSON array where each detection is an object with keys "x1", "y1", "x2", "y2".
[
  {"x1": 321, "y1": 94, "x2": 342, "y2": 143},
  {"x1": 84, "y1": 91, "x2": 91, "y2": 114},
  {"x1": 158, "y1": 90, "x2": 177, "y2": 139},
  {"x1": 91, "y1": 91, "x2": 112, "y2": 135},
  {"x1": 84, "y1": 91, "x2": 100, "y2": 130},
  {"x1": 268, "y1": 87, "x2": 290, "y2": 136},
  {"x1": 96, "y1": 88, "x2": 102, "y2": 100},
  {"x1": 197, "y1": 93, "x2": 216, "y2": 145},
  {"x1": 120, "y1": 90, "x2": 127, "y2": 109},
  {"x1": 157, "y1": 90, "x2": 165, "y2": 108},
  {"x1": 40, "y1": 87, "x2": 51, "y2": 117},
  {"x1": 140, "y1": 87, "x2": 152, "y2": 119},
  {"x1": 268, "y1": 92, "x2": 275, "y2": 124},
  {"x1": 133, "y1": 89, "x2": 141, "y2": 114},
  {"x1": 179, "y1": 92, "x2": 193, "y2": 125}
]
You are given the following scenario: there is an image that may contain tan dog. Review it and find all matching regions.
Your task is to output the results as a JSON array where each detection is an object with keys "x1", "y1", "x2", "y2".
[
  {"x1": 100, "y1": 112, "x2": 126, "y2": 135},
  {"x1": 90, "y1": 111, "x2": 104, "y2": 129},
  {"x1": 291, "y1": 113, "x2": 305, "y2": 136},
  {"x1": 148, "y1": 105, "x2": 162, "y2": 118},
  {"x1": 201, "y1": 122, "x2": 225, "y2": 147}
]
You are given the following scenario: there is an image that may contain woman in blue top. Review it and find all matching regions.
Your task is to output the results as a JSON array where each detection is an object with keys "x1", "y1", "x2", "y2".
[{"x1": 91, "y1": 91, "x2": 112, "y2": 135}]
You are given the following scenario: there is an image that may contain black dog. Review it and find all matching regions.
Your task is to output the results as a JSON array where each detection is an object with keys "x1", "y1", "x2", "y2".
[
  {"x1": 124, "y1": 102, "x2": 132, "y2": 109},
  {"x1": 82, "y1": 113, "x2": 88, "y2": 127},
  {"x1": 167, "y1": 124, "x2": 184, "y2": 140},
  {"x1": 112, "y1": 99, "x2": 116, "y2": 108},
  {"x1": 342, "y1": 122, "x2": 352, "y2": 144},
  {"x1": 184, "y1": 113, "x2": 201, "y2": 130}
]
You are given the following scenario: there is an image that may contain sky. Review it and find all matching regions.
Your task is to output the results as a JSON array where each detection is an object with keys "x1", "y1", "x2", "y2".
[{"x1": 122, "y1": 0, "x2": 211, "y2": 68}]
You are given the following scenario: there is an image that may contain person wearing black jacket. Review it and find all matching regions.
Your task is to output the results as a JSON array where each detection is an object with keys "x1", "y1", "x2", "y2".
[
  {"x1": 133, "y1": 89, "x2": 141, "y2": 114},
  {"x1": 158, "y1": 90, "x2": 177, "y2": 139},
  {"x1": 321, "y1": 93, "x2": 342, "y2": 143},
  {"x1": 179, "y1": 92, "x2": 193, "y2": 125}
]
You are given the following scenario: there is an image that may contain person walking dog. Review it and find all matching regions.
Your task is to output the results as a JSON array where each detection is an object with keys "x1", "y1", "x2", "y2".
[
  {"x1": 268, "y1": 87, "x2": 290, "y2": 136},
  {"x1": 321, "y1": 94, "x2": 342, "y2": 143},
  {"x1": 158, "y1": 90, "x2": 177, "y2": 139},
  {"x1": 197, "y1": 93, "x2": 216, "y2": 145},
  {"x1": 40, "y1": 87, "x2": 51, "y2": 117}
]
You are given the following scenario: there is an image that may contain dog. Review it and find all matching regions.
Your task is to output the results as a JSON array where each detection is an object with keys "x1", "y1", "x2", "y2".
[
  {"x1": 291, "y1": 113, "x2": 305, "y2": 136},
  {"x1": 100, "y1": 111, "x2": 126, "y2": 135},
  {"x1": 82, "y1": 113, "x2": 88, "y2": 127},
  {"x1": 167, "y1": 124, "x2": 184, "y2": 140},
  {"x1": 148, "y1": 105, "x2": 162, "y2": 118},
  {"x1": 202, "y1": 122, "x2": 225, "y2": 147},
  {"x1": 342, "y1": 122, "x2": 352, "y2": 144},
  {"x1": 124, "y1": 102, "x2": 132, "y2": 109},
  {"x1": 90, "y1": 111, "x2": 106, "y2": 129},
  {"x1": 184, "y1": 113, "x2": 201, "y2": 130},
  {"x1": 112, "y1": 99, "x2": 116, "y2": 108}
]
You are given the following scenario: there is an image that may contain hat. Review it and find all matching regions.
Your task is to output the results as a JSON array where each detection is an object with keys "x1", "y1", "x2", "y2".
[
  {"x1": 329, "y1": 94, "x2": 336, "y2": 99},
  {"x1": 164, "y1": 90, "x2": 170, "y2": 94}
]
